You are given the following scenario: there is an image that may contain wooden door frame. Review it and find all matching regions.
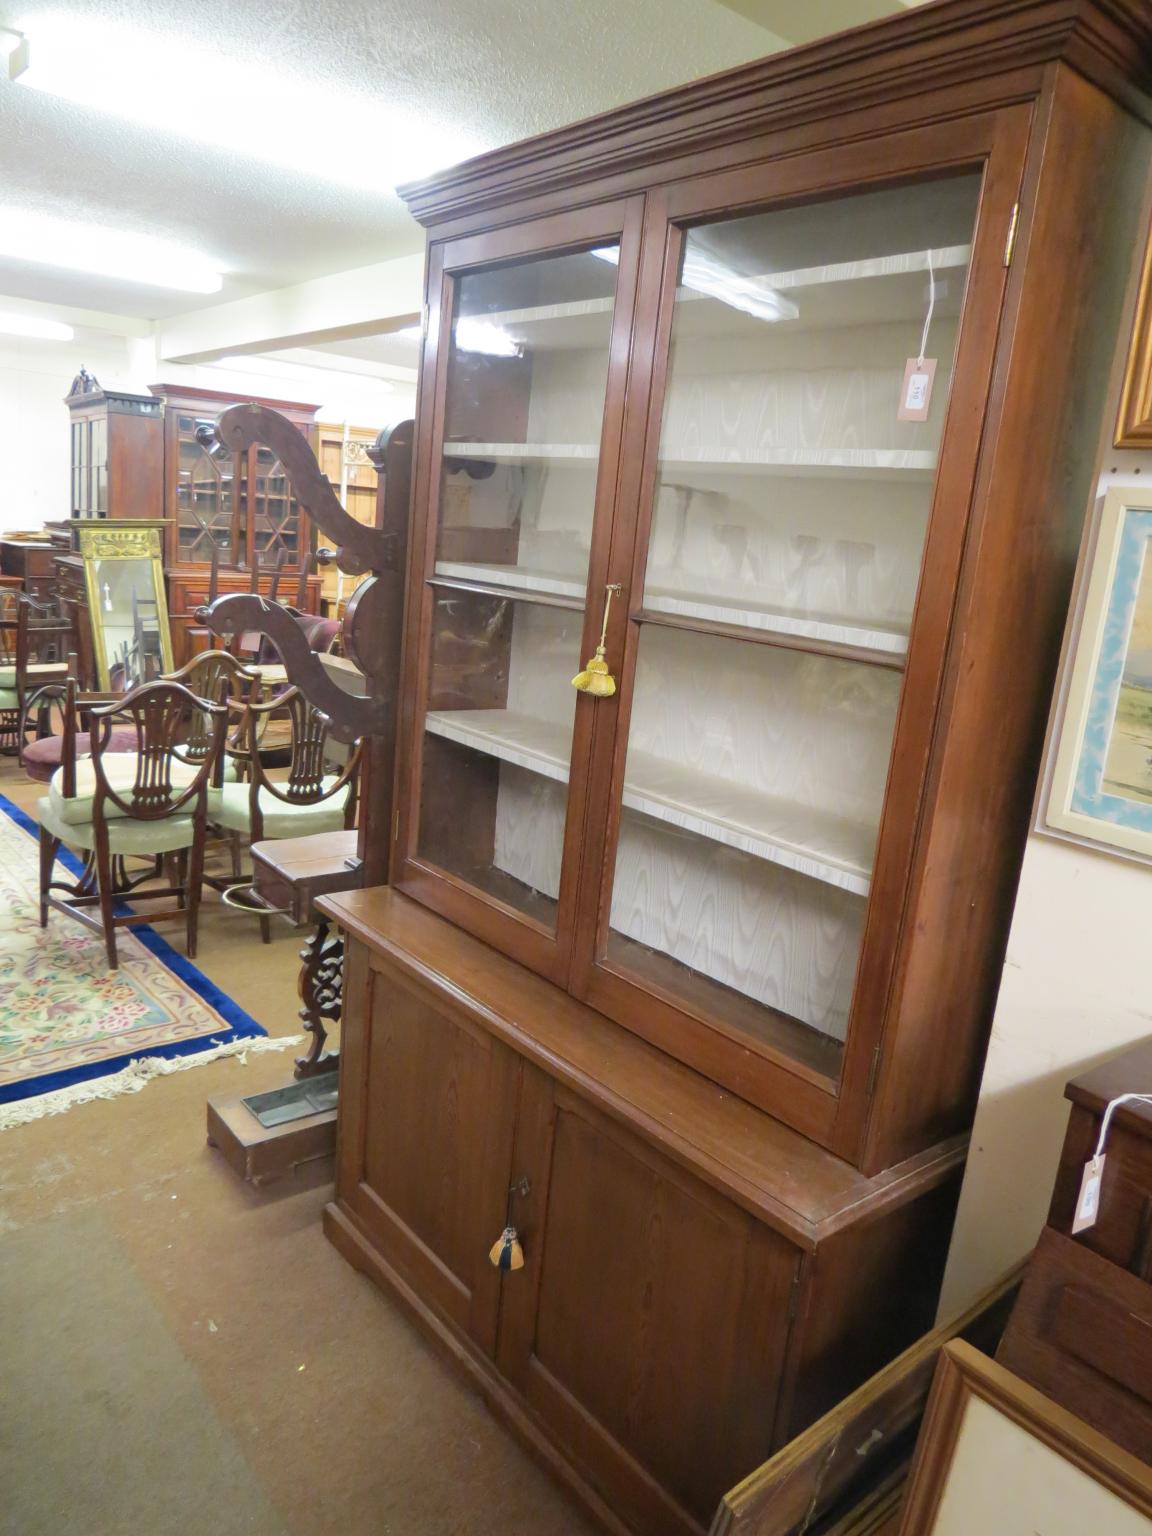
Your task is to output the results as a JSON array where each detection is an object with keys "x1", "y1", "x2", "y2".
[
  {"x1": 391, "y1": 195, "x2": 649, "y2": 987},
  {"x1": 568, "y1": 105, "x2": 1032, "y2": 1155}
]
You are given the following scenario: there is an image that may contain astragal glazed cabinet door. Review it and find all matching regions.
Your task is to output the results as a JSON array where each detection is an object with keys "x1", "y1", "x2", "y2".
[
  {"x1": 394, "y1": 200, "x2": 647, "y2": 985},
  {"x1": 572, "y1": 111, "x2": 1031, "y2": 1158}
]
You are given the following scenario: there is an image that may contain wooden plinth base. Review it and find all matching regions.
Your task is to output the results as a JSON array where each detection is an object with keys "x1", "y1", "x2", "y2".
[{"x1": 206, "y1": 1087, "x2": 336, "y2": 1185}]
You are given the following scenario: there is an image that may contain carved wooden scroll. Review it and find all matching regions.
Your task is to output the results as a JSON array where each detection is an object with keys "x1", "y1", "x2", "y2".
[{"x1": 196, "y1": 407, "x2": 413, "y2": 747}]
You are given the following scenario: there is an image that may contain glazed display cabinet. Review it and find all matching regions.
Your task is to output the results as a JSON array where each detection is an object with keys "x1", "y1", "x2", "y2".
[
  {"x1": 62, "y1": 380, "x2": 322, "y2": 664},
  {"x1": 320, "y1": 2, "x2": 1152, "y2": 1532}
]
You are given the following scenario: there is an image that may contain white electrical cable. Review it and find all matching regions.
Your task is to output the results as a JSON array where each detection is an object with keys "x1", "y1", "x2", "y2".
[{"x1": 918, "y1": 249, "x2": 936, "y2": 367}]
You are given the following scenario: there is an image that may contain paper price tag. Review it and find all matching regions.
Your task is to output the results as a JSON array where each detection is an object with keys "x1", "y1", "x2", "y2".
[
  {"x1": 1072, "y1": 1153, "x2": 1107, "y2": 1234},
  {"x1": 898, "y1": 357, "x2": 937, "y2": 422}
]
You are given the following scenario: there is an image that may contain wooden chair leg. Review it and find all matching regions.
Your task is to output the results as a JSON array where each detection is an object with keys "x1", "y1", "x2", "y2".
[
  {"x1": 259, "y1": 910, "x2": 272, "y2": 945},
  {"x1": 186, "y1": 836, "x2": 205, "y2": 959},
  {"x1": 230, "y1": 832, "x2": 243, "y2": 880},
  {"x1": 94, "y1": 835, "x2": 118, "y2": 970},
  {"x1": 175, "y1": 848, "x2": 188, "y2": 910},
  {"x1": 38, "y1": 828, "x2": 59, "y2": 927}
]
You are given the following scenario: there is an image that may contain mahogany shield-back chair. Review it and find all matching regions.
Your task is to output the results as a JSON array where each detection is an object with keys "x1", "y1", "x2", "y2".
[
  {"x1": 1, "y1": 593, "x2": 71, "y2": 754},
  {"x1": 164, "y1": 650, "x2": 263, "y2": 775},
  {"x1": 37, "y1": 680, "x2": 226, "y2": 969},
  {"x1": 209, "y1": 685, "x2": 361, "y2": 941},
  {"x1": 20, "y1": 647, "x2": 261, "y2": 785}
]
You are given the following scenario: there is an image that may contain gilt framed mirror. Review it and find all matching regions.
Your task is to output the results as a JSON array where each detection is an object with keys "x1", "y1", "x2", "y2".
[{"x1": 75, "y1": 521, "x2": 174, "y2": 689}]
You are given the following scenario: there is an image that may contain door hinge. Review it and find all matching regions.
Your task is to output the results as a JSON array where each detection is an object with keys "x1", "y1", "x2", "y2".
[
  {"x1": 1003, "y1": 202, "x2": 1020, "y2": 268},
  {"x1": 866, "y1": 1044, "x2": 882, "y2": 1100}
]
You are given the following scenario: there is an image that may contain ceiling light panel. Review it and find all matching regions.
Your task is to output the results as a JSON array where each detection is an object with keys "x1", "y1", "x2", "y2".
[
  {"x1": 0, "y1": 210, "x2": 223, "y2": 293},
  {"x1": 8, "y1": 16, "x2": 481, "y2": 190},
  {"x1": 0, "y1": 308, "x2": 74, "y2": 340}
]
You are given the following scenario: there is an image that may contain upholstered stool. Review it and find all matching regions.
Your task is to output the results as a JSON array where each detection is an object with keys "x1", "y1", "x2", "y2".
[{"x1": 22, "y1": 726, "x2": 141, "y2": 784}]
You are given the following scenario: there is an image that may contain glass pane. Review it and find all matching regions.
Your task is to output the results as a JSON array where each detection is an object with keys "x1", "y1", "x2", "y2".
[
  {"x1": 416, "y1": 244, "x2": 622, "y2": 928},
  {"x1": 434, "y1": 246, "x2": 619, "y2": 601},
  {"x1": 175, "y1": 415, "x2": 235, "y2": 563},
  {"x1": 607, "y1": 175, "x2": 983, "y2": 1078},
  {"x1": 644, "y1": 175, "x2": 981, "y2": 655},
  {"x1": 92, "y1": 416, "x2": 108, "y2": 514},
  {"x1": 93, "y1": 556, "x2": 165, "y2": 689},
  {"x1": 250, "y1": 445, "x2": 301, "y2": 568}
]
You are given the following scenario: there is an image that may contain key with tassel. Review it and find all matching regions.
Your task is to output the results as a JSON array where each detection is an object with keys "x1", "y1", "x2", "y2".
[
  {"x1": 572, "y1": 583, "x2": 623, "y2": 697},
  {"x1": 489, "y1": 1225, "x2": 525, "y2": 1271}
]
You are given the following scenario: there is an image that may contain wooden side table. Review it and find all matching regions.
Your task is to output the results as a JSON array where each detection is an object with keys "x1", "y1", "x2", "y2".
[
  {"x1": 250, "y1": 828, "x2": 361, "y2": 1079},
  {"x1": 207, "y1": 830, "x2": 363, "y2": 1186}
]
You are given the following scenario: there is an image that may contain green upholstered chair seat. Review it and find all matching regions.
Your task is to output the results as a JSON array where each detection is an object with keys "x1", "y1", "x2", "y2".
[
  {"x1": 37, "y1": 796, "x2": 199, "y2": 855},
  {"x1": 0, "y1": 662, "x2": 69, "y2": 689},
  {"x1": 0, "y1": 687, "x2": 17, "y2": 710},
  {"x1": 49, "y1": 755, "x2": 200, "y2": 825},
  {"x1": 208, "y1": 779, "x2": 349, "y2": 839}
]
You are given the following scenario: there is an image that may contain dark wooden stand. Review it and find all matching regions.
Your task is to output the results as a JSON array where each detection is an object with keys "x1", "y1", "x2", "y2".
[{"x1": 205, "y1": 830, "x2": 361, "y2": 1184}]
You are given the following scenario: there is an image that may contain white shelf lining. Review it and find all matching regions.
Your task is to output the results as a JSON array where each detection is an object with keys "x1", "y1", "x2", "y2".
[
  {"x1": 465, "y1": 246, "x2": 972, "y2": 332},
  {"x1": 430, "y1": 560, "x2": 909, "y2": 656},
  {"x1": 424, "y1": 707, "x2": 875, "y2": 895},
  {"x1": 442, "y1": 443, "x2": 937, "y2": 477}
]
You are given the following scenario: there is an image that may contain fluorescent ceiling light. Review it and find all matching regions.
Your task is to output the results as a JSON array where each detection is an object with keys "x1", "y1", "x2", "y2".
[
  {"x1": 395, "y1": 319, "x2": 518, "y2": 357},
  {"x1": 8, "y1": 17, "x2": 480, "y2": 190},
  {"x1": 453, "y1": 319, "x2": 521, "y2": 357},
  {"x1": 0, "y1": 309, "x2": 73, "y2": 341},
  {"x1": 0, "y1": 209, "x2": 222, "y2": 293},
  {"x1": 591, "y1": 244, "x2": 798, "y2": 324}
]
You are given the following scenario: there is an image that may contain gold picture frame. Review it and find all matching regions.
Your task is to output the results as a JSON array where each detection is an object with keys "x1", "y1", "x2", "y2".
[
  {"x1": 1117, "y1": 225, "x2": 1152, "y2": 448},
  {"x1": 76, "y1": 521, "x2": 174, "y2": 690},
  {"x1": 898, "y1": 1341, "x2": 1152, "y2": 1535}
]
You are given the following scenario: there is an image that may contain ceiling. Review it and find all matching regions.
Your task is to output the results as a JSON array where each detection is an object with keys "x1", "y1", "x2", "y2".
[
  {"x1": 0, "y1": 0, "x2": 917, "y2": 324},
  {"x1": 0, "y1": 0, "x2": 765, "y2": 320}
]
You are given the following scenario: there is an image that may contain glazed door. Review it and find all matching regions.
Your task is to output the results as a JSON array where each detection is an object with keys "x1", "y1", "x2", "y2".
[
  {"x1": 573, "y1": 110, "x2": 1031, "y2": 1155},
  {"x1": 496, "y1": 1064, "x2": 800, "y2": 1534},
  {"x1": 245, "y1": 440, "x2": 310, "y2": 572},
  {"x1": 393, "y1": 199, "x2": 646, "y2": 985},
  {"x1": 172, "y1": 409, "x2": 241, "y2": 566}
]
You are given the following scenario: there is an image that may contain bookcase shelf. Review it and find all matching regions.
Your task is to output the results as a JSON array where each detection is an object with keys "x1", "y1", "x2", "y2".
[
  {"x1": 425, "y1": 706, "x2": 875, "y2": 893},
  {"x1": 469, "y1": 244, "x2": 973, "y2": 349},
  {"x1": 442, "y1": 441, "x2": 938, "y2": 477},
  {"x1": 430, "y1": 560, "x2": 910, "y2": 659}
]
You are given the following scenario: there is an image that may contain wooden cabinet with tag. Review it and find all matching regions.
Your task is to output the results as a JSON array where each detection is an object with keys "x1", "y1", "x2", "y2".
[
  {"x1": 322, "y1": 2, "x2": 1152, "y2": 1531},
  {"x1": 325, "y1": 888, "x2": 964, "y2": 1534}
]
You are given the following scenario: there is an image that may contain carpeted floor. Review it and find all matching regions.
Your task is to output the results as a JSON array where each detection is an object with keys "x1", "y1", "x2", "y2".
[{"x1": 0, "y1": 760, "x2": 596, "y2": 1536}]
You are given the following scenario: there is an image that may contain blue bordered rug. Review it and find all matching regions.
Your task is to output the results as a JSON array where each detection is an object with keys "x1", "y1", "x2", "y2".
[{"x1": 0, "y1": 792, "x2": 276, "y2": 1114}]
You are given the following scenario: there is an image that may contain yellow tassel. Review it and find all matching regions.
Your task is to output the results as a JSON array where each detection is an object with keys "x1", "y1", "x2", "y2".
[
  {"x1": 572, "y1": 584, "x2": 622, "y2": 697},
  {"x1": 572, "y1": 650, "x2": 616, "y2": 696}
]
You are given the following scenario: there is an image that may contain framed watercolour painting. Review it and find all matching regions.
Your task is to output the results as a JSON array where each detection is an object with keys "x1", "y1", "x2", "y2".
[
  {"x1": 898, "y1": 1341, "x2": 1152, "y2": 1536},
  {"x1": 1045, "y1": 485, "x2": 1152, "y2": 862}
]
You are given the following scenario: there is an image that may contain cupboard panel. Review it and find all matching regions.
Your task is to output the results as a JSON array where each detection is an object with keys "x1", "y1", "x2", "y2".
[
  {"x1": 349, "y1": 965, "x2": 519, "y2": 1351},
  {"x1": 499, "y1": 1077, "x2": 799, "y2": 1526}
]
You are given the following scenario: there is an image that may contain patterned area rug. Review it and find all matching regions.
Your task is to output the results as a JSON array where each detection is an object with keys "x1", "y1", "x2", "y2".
[{"x1": 0, "y1": 793, "x2": 270, "y2": 1110}]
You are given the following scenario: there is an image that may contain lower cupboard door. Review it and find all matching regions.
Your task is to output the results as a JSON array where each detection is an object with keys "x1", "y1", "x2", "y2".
[
  {"x1": 496, "y1": 1066, "x2": 801, "y2": 1534},
  {"x1": 342, "y1": 958, "x2": 520, "y2": 1356}
]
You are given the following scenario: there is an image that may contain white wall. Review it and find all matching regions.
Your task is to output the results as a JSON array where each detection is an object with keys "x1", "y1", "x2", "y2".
[
  {"x1": 0, "y1": 335, "x2": 417, "y2": 535},
  {"x1": 0, "y1": 334, "x2": 133, "y2": 531},
  {"x1": 939, "y1": 451, "x2": 1152, "y2": 1317}
]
